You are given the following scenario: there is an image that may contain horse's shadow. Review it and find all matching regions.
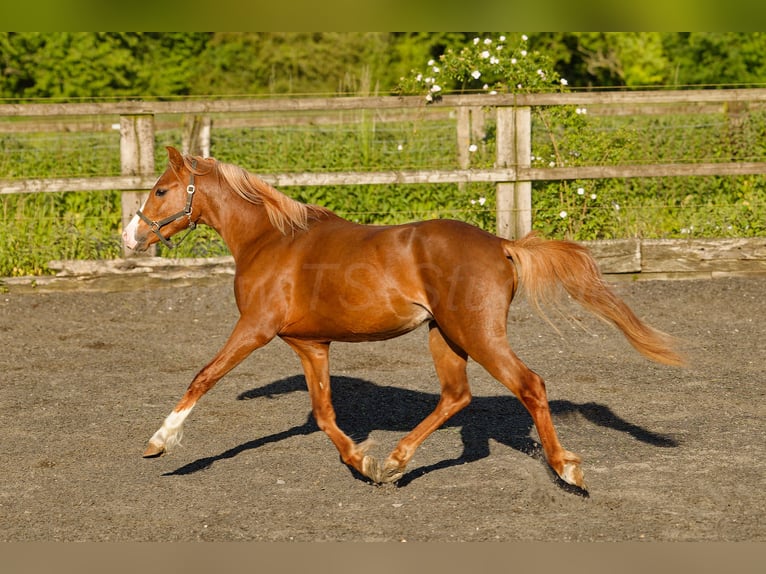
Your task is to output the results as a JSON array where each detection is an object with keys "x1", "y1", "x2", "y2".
[{"x1": 165, "y1": 375, "x2": 678, "y2": 491}]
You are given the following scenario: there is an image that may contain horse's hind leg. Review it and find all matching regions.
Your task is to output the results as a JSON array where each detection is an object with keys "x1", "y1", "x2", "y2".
[
  {"x1": 282, "y1": 337, "x2": 374, "y2": 480},
  {"x1": 374, "y1": 322, "x2": 472, "y2": 483},
  {"x1": 467, "y1": 339, "x2": 587, "y2": 489}
]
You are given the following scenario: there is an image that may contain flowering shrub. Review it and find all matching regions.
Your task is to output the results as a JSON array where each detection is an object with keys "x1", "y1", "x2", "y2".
[
  {"x1": 395, "y1": 34, "x2": 727, "y2": 240},
  {"x1": 398, "y1": 34, "x2": 608, "y2": 237},
  {"x1": 398, "y1": 34, "x2": 569, "y2": 100}
]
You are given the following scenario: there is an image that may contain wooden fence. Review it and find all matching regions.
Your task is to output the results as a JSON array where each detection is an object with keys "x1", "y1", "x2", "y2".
[{"x1": 2, "y1": 89, "x2": 766, "y2": 272}]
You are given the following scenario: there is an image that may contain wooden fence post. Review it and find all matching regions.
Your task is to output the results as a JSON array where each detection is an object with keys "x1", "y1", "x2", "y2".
[
  {"x1": 495, "y1": 106, "x2": 531, "y2": 239},
  {"x1": 455, "y1": 106, "x2": 470, "y2": 195},
  {"x1": 470, "y1": 106, "x2": 486, "y2": 144},
  {"x1": 456, "y1": 106, "x2": 471, "y2": 171},
  {"x1": 120, "y1": 114, "x2": 155, "y2": 257},
  {"x1": 456, "y1": 106, "x2": 487, "y2": 187},
  {"x1": 182, "y1": 115, "x2": 212, "y2": 157}
]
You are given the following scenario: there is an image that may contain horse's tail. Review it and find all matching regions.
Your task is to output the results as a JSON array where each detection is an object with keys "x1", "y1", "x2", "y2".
[{"x1": 503, "y1": 232, "x2": 684, "y2": 366}]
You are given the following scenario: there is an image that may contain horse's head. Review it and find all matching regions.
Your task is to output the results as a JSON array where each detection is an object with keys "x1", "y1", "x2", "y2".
[{"x1": 123, "y1": 146, "x2": 207, "y2": 251}]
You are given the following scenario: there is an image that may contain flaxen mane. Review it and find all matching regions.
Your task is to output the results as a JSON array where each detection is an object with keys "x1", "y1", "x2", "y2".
[{"x1": 214, "y1": 160, "x2": 329, "y2": 234}]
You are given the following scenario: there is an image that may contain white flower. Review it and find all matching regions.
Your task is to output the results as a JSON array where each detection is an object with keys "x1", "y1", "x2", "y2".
[
  {"x1": 537, "y1": 69, "x2": 544, "y2": 76},
  {"x1": 489, "y1": 90, "x2": 497, "y2": 95},
  {"x1": 559, "y1": 210, "x2": 568, "y2": 219},
  {"x1": 499, "y1": 35, "x2": 506, "y2": 42},
  {"x1": 549, "y1": 161, "x2": 556, "y2": 167},
  {"x1": 521, "y1": 50, "x2": 527, "y2": 57},
  {"x1": 511, "y1": 58, "x2": 517, "y2": 64},
  {"x1": 577, "y1": 187, "x2": 585, "y2": 195},
  {"x1": 425, "y1": 94, "x2": 433, "y2": 102},
  {"x1": 478, "y1": 196, "x2": 487, "y2": 206},
  {"x1": 473, "y1": 37, "x2": 480, "y2": 45},
  {"x1": 483, "y1": 84, "x2": 489, "y2": 90},
  {"x1": 522, "y1": 34, "x2": 528, "y2": 41},
  {"x1": 415, "y1": 74, "x2": 422, "y2": 82},
  {"x1": 484, "y1": 38, "x2": 492, "y2": 45},
  {"x1": 397, "y1": 144, "x2": 403, "y2": 151},
  {"x1": 427, "y1": 59, "x2": 435, "y2": 66},
  {"x1": 433, "y1": 66, "x2": 440, "y2": 73},
  {"x1": 430, "y1": 84, "x2": 442, "y2": 93},
  {"x1": 490, "y1": 56, "x2": 499, "y2": 64},
  {"x1": 480, "y1": 50, "x2": 490, "y2": 59},
  {"x1": 471, "y1": 70, "x2": 481, "y2": 79},
  {"x1": 560, "y1": 78, "x2": 568, "y2": 86},
  {"x1": 468, "y1": 144, "x2": 478, "y2": 153},
  {"x1": 590, "y1": 193, "x2": 597, "y2": 200}
]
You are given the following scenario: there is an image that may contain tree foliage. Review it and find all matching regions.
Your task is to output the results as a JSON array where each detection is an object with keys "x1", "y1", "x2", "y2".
[
  {"x1": 1, "y1": 32, "x2": 765, "y2": 101},
  {"x1": 192, "y1": 32, "x2": 394, "y2": 95},
  {"x1": 661, "y1": 32, "x2": 766, "y2": 86},
  {"x1": 0, "y1": 32, "x2": 211, "y2": 99}
]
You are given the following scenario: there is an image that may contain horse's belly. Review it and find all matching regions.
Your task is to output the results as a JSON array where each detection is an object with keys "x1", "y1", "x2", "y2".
[
  {"x1": 282, "y1": 301, "x2": 432, "y2": 342},
  {"x1": 345, "y1": 303, "x2": 433, "y2": 341}
]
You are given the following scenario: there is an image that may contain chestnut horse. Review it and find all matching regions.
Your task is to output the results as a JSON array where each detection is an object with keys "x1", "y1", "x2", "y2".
[{"x1": 124, "y1": 146, "x2": 683, "y2": 491}]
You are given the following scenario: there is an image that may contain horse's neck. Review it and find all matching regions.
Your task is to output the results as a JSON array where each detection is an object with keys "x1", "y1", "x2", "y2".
[{"x1": 205, "y1": 190, "x2": 282, "y2": 260}]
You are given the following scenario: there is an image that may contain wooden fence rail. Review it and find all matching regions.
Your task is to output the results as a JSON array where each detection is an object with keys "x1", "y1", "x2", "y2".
[{"x1": 2, "y1": 89, "x2": 766, "y2": 252}]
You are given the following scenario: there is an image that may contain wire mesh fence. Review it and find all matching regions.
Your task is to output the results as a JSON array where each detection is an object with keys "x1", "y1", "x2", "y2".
[{"x1": 1, "y1": 93, "x2": 765, "y2": 276}]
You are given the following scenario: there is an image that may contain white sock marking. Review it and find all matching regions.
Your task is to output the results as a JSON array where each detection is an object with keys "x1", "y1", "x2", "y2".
[{"x1": 148, "y1": 406, "x2": 194, "y2": 452}]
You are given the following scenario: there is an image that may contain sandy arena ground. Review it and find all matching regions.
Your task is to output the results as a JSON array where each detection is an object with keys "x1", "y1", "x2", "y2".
[{"x1": 0, "y1": 272, "x2": 763, "y2": 541}]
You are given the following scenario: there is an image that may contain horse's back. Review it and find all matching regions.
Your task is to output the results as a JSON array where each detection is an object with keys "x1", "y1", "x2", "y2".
[
  {"x1": 314, "y1": 216, "x2": 506, "y2": 257},
  {"x1": 303, "y1": 217, "x2": 512, "y2": 282}
]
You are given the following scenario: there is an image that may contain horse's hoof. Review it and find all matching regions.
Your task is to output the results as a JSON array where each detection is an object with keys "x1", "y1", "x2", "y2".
[
  {"x1": 360, "y1": 455, "x2": 402, "y2": 484},
  {"x1": 559, "y1": 461, "x2": 587, "y2": 490},
  {"x1": 143, "y1": 442, "x2": 166, "y2": 458},
  {"x1": 362, "y1": 454, "x2": 383, "y2": 483},
  {"x1": 362, "y1": 454, "x2": 405, "y2": 484},
  {"x1": 381, "y1": 464, "x2": 404, "y2": 484}
]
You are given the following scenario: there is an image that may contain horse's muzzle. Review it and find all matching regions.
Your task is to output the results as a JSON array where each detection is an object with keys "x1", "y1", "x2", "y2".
[{"x1": 122, "y1": 216, "x2": 149, "y2": 252}]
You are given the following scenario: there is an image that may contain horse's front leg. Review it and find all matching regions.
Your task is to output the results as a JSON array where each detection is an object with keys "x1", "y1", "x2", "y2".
[
  {"x1": 281, "y1": 337, "x2": 376, "y2": 479},
  {"x1": 143, "y1": 318, "x2": 274, "y2": 457}
]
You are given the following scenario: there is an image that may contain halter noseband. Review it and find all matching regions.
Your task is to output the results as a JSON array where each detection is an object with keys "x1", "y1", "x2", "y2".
[{"x1": 136, "y1": 160, "x2": 198, "y2": 249}]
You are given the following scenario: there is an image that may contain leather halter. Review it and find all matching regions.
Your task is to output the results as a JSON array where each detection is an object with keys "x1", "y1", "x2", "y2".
[{"x1": 136, "y1": 160, "x2": 198, "y2": 249}]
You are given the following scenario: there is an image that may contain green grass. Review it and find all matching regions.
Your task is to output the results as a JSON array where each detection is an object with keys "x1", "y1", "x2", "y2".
[{"x1": 1, "y1": 107, "x2": 765, "y2": 276}]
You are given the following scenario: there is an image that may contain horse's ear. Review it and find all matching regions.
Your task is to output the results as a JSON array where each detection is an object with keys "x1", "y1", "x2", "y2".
[{"x1": 166, "y1": 146, "x2": 184, "y2": 171}]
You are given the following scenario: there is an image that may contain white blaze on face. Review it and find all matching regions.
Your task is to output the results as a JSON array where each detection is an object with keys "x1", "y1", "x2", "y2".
[
  {"x1": 122, "y1": 213, "x2": 142, "y2": 250},
  {"x1": 121, "y1": 192, "x2": 152, "y2": 250}
]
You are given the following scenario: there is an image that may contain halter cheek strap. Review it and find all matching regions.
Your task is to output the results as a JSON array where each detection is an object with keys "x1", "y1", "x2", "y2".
[{"x1": 137, "y1": 160, "x2": 198, "y2": 249}]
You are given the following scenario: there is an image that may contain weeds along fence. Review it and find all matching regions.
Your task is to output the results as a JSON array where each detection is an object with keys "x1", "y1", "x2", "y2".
[{"x1": 1, "y1": 89, "x2": 766, "y2": 277}]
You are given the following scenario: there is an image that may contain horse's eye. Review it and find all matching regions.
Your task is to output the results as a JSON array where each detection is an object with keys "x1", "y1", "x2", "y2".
[{"x1": 155, "y1": 188, "x2": 168, "y2": 197}]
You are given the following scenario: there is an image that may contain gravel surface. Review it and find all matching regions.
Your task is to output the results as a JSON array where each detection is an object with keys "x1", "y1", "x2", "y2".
[{"x1": 0, "y1": 273, "x2": 763, "y2": 541}]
